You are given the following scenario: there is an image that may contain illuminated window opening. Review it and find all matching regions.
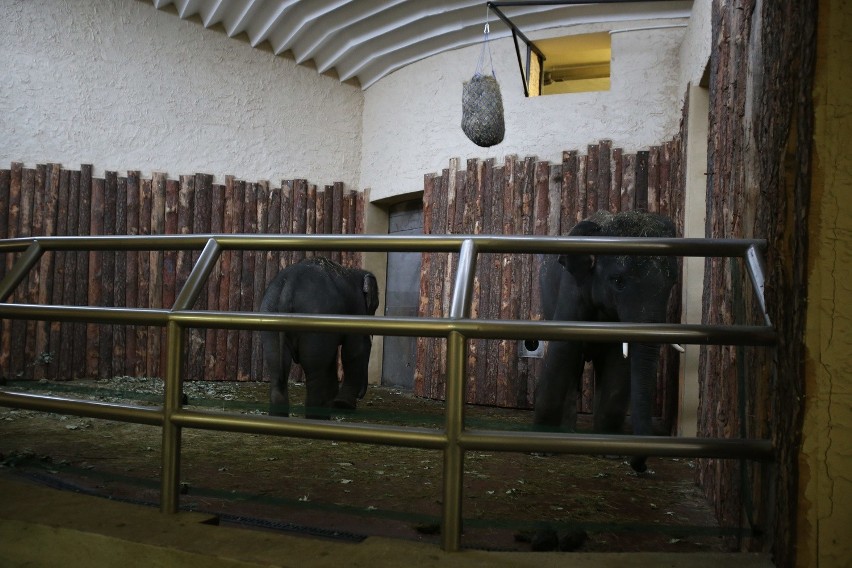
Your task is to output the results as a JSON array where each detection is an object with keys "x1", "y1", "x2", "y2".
[{"x1": 538, "y1": 32, "x2": 611, "y2": 95}]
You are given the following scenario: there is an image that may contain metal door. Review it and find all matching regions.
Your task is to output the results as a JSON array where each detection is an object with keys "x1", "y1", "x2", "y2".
[{"x1": 381, "y1": 200, "x2": 422, "y2": 389}]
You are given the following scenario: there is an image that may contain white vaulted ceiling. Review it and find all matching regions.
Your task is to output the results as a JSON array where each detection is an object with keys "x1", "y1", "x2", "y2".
[{"x1": 147, "y1": 0, "x2": 693, "y2": 89}]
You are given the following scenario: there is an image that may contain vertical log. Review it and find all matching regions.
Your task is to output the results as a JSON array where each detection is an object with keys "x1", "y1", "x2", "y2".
[
  {"x1": 95, "y1": 171, "x2": 117, "y2": 381},
  {"x1": 321, "y1": 185, "x2": 334, "y2": 234},
  {"x1": 648, "y1": 146, "x2": 660, "y2": 213},
  {"x1": 598, "y1": 140, "x2": 612, "y2": 212},
  {"x1": 659, "y1": 142, "x2": 673, "y2": 218},
  {"x1": 291, "y1": 179, "x2": 307, "y2": 264},
  {"x1": 161, "y1": 178, "x2": 180, "y2": 374},
  {"x1": 585, "y1": 145, "x2": 599, "y2": 215},
  {"x1": 60, "y1": 170, "x2": 81, "y2": 377},
  {"x1": 497, "y1": 156, "x2": 519, "y2": 407},
  {"x1": 635, "y1": 151, "x2": 649, "y2": 211},
  {"x1": 136, "y1": 177, "x2": 153, "y2": 377},
  {"x1": 414, "y1": 173, "x2": 435, "y2": 398},
  {"x1": 206, "y1": 181, "x2": 225, "y2": 380},
  {"x1": 0, "y1": 170, "x2": 12, "y2": 378},
  {"x1": 352, "y1": 189, "x2": 365, "y2": 267},
  {"x1": 621, "y1": 153, "x2": 637, "y2": 211},
  {"x1": 17, "y1": 168, "x2": 36, "y2": 379},
  {"x1": 227, "y1": 178, "x2": 245, "y2": 382},
  {"x1": 577, "y1": 155, "x2": 588, "y2": 221},
  {"x1": 279, "y1": 180, "x2": 293, "y2": 268},
  {"x1": 124, "y1": 171, "x2": 140, "y2": 375},
  {"x1": 466, "y1": 159, "x2": 483, "y2": 403},
  {"x1": 73, "y1": 165, "x2": 92, "y2": 378},
  {"x1": 528, "y1": 160, "x2": 552, "y2": 403},
  {"x1": 344, "y1": 189, "x2": 357, "y2": 265},
  {"x1": 561, "y1": 151, "x2": 578, "y2": 232},
  {"x1": 0, "y1": 168, "x2": 10, "y2": 376},
  {"x1": 474, "y1": 159, "x2": 497, "y2": 405},
  {"x1": 515, "y1": 156, "x2": 536, "y2": 407},
  {"x1": 145, "y1": 173, "x2": 166, "y2": 379},
  {"x1": 610, "y1": 148, "x2": 623, "y2": 212},
  {"x1": 482, "y1": 162, "x2": 504, "y2": 406},
  {"x1": 428, "y1": 170, "x2": 448, "y2": 400},
  {"x1": 354, "y1": 189, "x2": 365, "y2": 232},
  {"x1": 50, "y1": 168, "x2": 70, "y2": 379},
  {"x1": 304, "y1": 183, "x2": 317, "y2": 258},
  {"x1": 315, "y1": 188, "x2": 326, "y2": 239},
  {"x1": 238, "y1": 182, "x2": 257, "y2": 381},
  {"x1": 547, "y1": 165, "x2": 562, "y2": 238},
  {"x1": 86, "y1": 176, "x2": 105, "y2": 378},
  {"x1": 441, "y1": 159, "x2": 459, "y2": 313},
  {"x1": 0, "y1": 167, "x2": 8, "y2": 272},
  {"x1": 32, "y1": 164, "x2": 59, "y2": 379},
  {"x1": 250, "y1": 181, "x2": 269, "y2": 381},
  {"x1": 187, "y1": 174, "x2": 212, "y2": 381},
  {"x1": 218, "y1": 178, "x2": 235, "y2": 380},
  {"x1": 4, "y1": 164, "x2": 22, "y2": 377},
  {"x1": 330, "y1": 182, "x2": 344, "y2": 264},
  {"x1": 111, "y1": 174, "x2": 127, "y2": 378},
  {"x1": 265, "y1": 183, "x2": 282, "y2": 285}
]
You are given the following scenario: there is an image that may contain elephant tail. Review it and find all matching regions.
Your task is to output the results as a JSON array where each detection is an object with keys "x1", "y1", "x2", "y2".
[{"x1": 259, "y1": 270, "x2": 295, "y2": 315}]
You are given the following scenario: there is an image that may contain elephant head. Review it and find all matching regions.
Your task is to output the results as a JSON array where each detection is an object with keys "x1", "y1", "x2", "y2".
[{"x1": 536, "y1": 211, "x2": 678, "y2": 472}]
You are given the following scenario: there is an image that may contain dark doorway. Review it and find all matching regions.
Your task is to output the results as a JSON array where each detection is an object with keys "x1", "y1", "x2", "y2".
[{"x1": 381, "y1": 200, "x2": 422, "y2": 389}]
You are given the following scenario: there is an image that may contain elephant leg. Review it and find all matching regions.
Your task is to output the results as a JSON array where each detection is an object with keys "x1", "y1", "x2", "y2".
[
  {"x1": 334, "y1": 378, "x2": 360, "y2": 410},
  {"x1": 534, "y1": 341, "x2": 585, "y2": 431},
  {"x1": 591, "y1": 346, "x2": 631, "y2": 433},
  {"x1": 300, "y1": 334, "x2": 341, "y2": 419},
  {"x1": 262, "y1": 330, "x2": 292, "y2": 417},
  {"x1": 334, "y1": 335, "x2": 371, "y2": 410}
]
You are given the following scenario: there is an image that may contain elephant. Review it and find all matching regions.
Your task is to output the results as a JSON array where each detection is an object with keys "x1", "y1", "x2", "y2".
[
  {"x1": 260, "y1": 256, "x2": 380, "y2": 418},
  {"x1": 534, "y1": 210, "x2": 678, "y2": 473}
]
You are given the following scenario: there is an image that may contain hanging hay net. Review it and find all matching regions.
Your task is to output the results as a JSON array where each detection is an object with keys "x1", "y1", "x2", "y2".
[
  {"x1": 461, "y1": 22, "x2": 505, "y2": 147},
  {"x1": 461, "y1": 73, "x2": 505, "y2": 147}
]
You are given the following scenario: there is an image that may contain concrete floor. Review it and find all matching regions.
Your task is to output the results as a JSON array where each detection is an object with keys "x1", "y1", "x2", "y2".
[{"x1": 0, "y1": 473, "x2": 775, "y2": 568}]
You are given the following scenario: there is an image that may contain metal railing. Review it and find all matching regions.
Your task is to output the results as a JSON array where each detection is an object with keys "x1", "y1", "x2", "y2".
[{"x1": 0, "y1": 234, "x2": 777, "y2": 552}]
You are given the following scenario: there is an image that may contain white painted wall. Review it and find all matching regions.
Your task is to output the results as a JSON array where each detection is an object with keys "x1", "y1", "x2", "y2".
[
  {"x1": 678, "y1": 0, "x2": 713, "y2": 87},
  {"x1": 2, "y1": 1, "x2": 696, "y2": 205},
  {"x1": 0, "y1": 0, "x2": 364, "y2": 189},
  {"x1": 360, "y1": 22, "x2": 687, "y2": 202}
]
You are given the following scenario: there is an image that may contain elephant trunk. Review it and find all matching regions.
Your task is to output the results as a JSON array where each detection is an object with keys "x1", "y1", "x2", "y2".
[{"x1": 629, "y1": 342, "x2": 662, "y2": 473}]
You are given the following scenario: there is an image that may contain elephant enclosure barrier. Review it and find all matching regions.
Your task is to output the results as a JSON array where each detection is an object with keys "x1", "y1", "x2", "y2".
[
  {"x1": 0, "y1": 233, "x2": 776, "y2": 553},
  {"x1": 0, "y1": 163, "x2": 364, "y2": 384}
]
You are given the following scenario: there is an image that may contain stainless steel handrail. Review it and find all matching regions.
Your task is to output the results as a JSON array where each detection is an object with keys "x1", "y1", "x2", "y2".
[{"x1": 0, "y1": 233, "x2": 776, "y2": 552}]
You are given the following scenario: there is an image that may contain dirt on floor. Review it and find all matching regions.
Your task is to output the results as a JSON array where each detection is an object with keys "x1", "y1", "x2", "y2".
[{"x1": 0, "y1": 377, "x2": 737, "y2": 553}]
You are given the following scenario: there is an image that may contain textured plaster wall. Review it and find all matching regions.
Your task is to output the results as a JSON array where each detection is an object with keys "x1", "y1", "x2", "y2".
[
  {"x1": 800, "y1": 0, "x2": 852, "y2": 564},
  {"x1": 0, "y1": 0, "x2": 363, "y2": 188},
  {"x1": 360, "y1": 22, "x2": 686, "y2": 202}
]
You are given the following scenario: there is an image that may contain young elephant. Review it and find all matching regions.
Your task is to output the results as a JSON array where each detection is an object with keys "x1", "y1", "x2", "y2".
[
  {"x1": 535, "y1": 211, "x2": 678, "y2": 472},
  {"x1": 260, "y1": 256, "x2": 380, "y2": 418}
]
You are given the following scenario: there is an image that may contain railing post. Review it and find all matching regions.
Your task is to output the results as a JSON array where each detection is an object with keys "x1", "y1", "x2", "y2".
[
  {"x1": 442, "y1": 330, "x2": 466, "y2": 552},
  {"x1": 160, "y1": 319, "x2": 184, "y2": 514},
  {"x1": 441, "y1": 239, "x2": 477, "y2": 551},
  {"x1": 160, "y1": 237, "x2": 221, "y2": 513}
]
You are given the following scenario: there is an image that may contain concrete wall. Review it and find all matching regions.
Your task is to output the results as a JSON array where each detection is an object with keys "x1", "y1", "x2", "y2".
[
  {"x1": 800, "y1": 0, "x2": 852, "y2": 564},
  {"x1": 360, "y1": 21, "x2": 687, "y2": 202},
  {"x1": 0, "y1": 0, "x2": 364, "y2": 189}
]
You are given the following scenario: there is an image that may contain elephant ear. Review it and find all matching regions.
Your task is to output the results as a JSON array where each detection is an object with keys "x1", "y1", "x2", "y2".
[
  {"x1": 559, "y1": 220, "x2": 602, "y2": 279},
  {"x1": 362, "y1": 273, "x2": 380, "y2": 315}
]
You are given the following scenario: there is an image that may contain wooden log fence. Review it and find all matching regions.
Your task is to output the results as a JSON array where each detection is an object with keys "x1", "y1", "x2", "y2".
[
  {"x1": 0, "y1": 163, "x2": 365, "y2": 384},
  {"x1": 416, "y1": 139, "x2": 686, "y2": 426}
]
